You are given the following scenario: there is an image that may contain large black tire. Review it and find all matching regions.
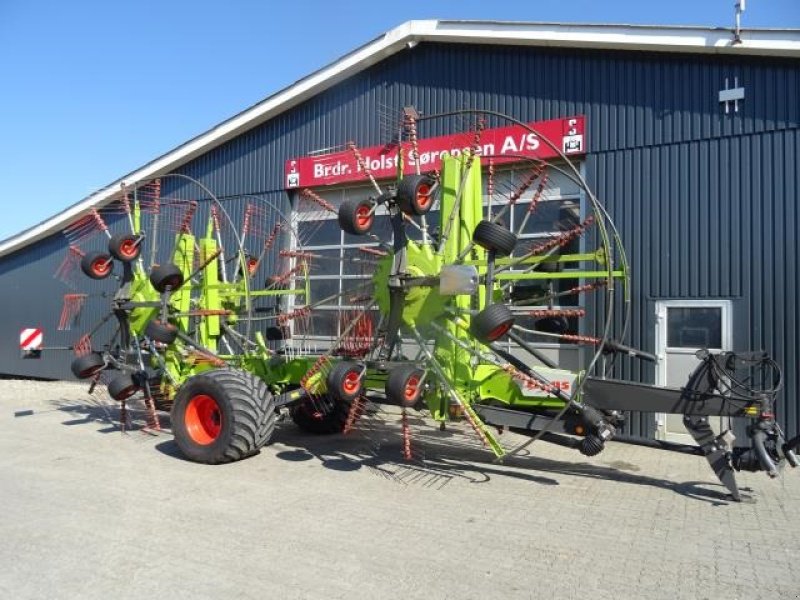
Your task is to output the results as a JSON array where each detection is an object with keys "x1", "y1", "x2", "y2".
[
  {"x1": 108, "y1": 373, "x2": 140, "y2": 401},
  {"x1": 71, "y1": 352, "x2": 105, "y2": 379},
  {"x1": 471, "y1": 303, "x2": 515, "y2": 344},
  {"x1": 81, "y1": 251, "x2": 113, "y2": 280},
  {"x1": 108, "y1": 233, "x2": 142, "y2": 262},
  {"x1": 145, "y1": 318, "x2": 178, "y2": 344},
  {"x1": 396, "y1": 174, "x2": 436, "y2": 216},
  {"x1": 290, "y1": 394, "x2": 352, "y2": 435},
  {"x1": 171, "y1": 369, "x2": 276, "y2": 464},
  {"x1": 326, "y1": 361, "x2": 364, "y2": 403},
  {"x1": 385, "y1": 364, "x2": 425, "y2": 407},
  {"x1": 338, "y1": 198, "x2": 375, "y2": 236},
  {"x1": 472, "y1": 220, "x2": 517, "y2": 257},
  {"x1": 150, "y1": 263, "x2": 184, "y2": 292}
]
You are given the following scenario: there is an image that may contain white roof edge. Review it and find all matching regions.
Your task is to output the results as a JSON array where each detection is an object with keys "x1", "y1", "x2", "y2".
[{"x1": 2, "y1": 19, "x2": 798, "y2": 258}]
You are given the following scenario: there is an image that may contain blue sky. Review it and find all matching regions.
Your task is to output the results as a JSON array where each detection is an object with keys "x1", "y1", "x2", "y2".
[{"x1": 0, "y1": 0, "x2": 797, "y2": 240}]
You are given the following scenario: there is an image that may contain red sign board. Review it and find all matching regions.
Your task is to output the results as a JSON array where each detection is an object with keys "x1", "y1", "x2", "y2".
[{"x1": 285, "y1": 115, "x2": 585, "y2": 189}]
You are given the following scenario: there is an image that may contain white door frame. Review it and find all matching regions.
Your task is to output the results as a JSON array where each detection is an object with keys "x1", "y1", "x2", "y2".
[{"x1": 654, "y1": 299, "x2": 733, "y2": 438}]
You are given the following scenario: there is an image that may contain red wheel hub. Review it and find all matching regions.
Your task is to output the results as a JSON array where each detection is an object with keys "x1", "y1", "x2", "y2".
[
  {"x1": 120, "y1": 238, "x2": 139, "y2": 259},
  {"x1": 91, "y1": 257, "x2": 111, "y2": 277},
  {"x1": 355, "y1": 205, "x2": 373, "y2": 230},
  {"x1": 404, "y1": 374, "x2": 421, "y2": 403},
  {"x1": 415, "y1": 184, "x2": 432, "y2": 209},
  {"x1": 185, "y1": 394, "x2": 222, "y2": 445},
  {"x1": 487, "y1": 322, "x2": 512, "y2": 341},
  {"x1": 341, "y1": 370, "x2": 361, "y2": 395}
]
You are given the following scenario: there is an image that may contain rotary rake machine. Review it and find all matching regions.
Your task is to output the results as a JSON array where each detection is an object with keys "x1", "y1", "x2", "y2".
[{"x1": 60, "y1": 108, "x2": 797, "y2": 501}]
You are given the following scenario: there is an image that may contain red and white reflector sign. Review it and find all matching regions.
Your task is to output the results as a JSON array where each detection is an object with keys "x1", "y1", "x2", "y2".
[{"x1": 20, "y1": 328, "x2": 43, "y2": 351}]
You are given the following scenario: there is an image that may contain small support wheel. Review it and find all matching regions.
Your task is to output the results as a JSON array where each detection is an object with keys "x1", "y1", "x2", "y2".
[
  {"x1": 108, "y1": 233, "x2": 142, "y2": 262},
  {"x1": 149, "y1": 263, "x2": 184, "y2": 292},
  {"x1": 71, "y1": 352, "x2": 105, "y2": 379},
  {"x1": 471, "y1": 303, "x2": 515, "y2": 344},
  {"x1": 338, "y1": 198, "x2": 375, "y2": 236},
  {"x1": 396, "y1": 174, "x2": 436, "y2": 216},
  {"x1": 326, "y1": 361, "x2": 364, "y2": 403},
  {"x1": 81, "y1": 251, "x2": 113, "y2": 280},
  {"x1": 107, "y1": 373, "x2": 140, "y2": 401},
  {"x1": 171, "y1": 369, "x2": 276, "y2": 464},
  {"x1": 472, "y1": 220, "x2": 517, "y2": 257},
  {"x1": 290, "y1": 395, "x2": 351, "y2": 435},
  {"x1": 145, "y1": 319, "x2": 178, "y2": 344},
  {"x1": 386, "y1": 365, "x2": 425, "y2": 407}
]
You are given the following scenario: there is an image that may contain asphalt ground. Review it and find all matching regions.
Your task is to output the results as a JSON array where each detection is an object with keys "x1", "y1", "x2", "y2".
[{"x1": 1, "y1": 379, "x2": 799, "y2": 600}]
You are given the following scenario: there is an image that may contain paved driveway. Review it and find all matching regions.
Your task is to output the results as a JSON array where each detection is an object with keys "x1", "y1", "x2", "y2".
[{"x1": 1, "y1": 379, "x2": 798, "y2": 599}]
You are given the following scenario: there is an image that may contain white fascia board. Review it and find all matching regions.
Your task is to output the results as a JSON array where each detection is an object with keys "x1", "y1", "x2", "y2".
[
  {"x1": 429, "y1": 21, "x2": 800, "y2": 56},
  {"x1": 2, "y1": 19, "x2": 798, "y2": 258}
]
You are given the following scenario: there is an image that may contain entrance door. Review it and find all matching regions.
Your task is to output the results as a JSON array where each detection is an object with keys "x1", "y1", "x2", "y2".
[{"x1": 655, "y1": 300, "x2": 732, "y2": 442}]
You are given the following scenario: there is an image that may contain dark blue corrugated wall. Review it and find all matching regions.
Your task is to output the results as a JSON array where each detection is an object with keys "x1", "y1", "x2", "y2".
[{"x1": 0, "y1": 42, "x2": 797, "y2": 438}]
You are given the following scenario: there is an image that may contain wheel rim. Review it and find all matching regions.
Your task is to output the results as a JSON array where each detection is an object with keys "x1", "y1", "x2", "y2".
[
  {"x1": 487, "y1": 322, "x2": 512, "y2": 341},
  {"x1": 341, "y1": 370, "x2": 361, "y2": 395},
  {"x1": 415, "y1": 183, "x2": 432, "y2": 209},
  {"x1": 404, "y1": 374, "x2": 421, "y2": 402},
  {"x1": 355, "y1": 205, "x2": 373, "y2": 230},
  {"x1": 120, "y1": 238, "x2": 139, "y2": 259},
  {"x1": 185, "y1": 394, "x2": 222, "y2": 445},
  {"x1": 91, "y1": 257, "x2": 111, "y2": 277},
  {"x1": 80, "y1": 366, "x2": 101, "y2": 378}
]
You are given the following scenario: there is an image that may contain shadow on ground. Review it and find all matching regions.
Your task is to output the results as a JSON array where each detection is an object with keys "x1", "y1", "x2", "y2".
[{"x1": 43, "y1": 397, "x2": 737, "y2": 505}]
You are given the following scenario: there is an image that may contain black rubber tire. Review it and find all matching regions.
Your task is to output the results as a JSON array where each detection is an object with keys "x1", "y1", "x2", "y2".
[
  {"x1": 108, "y1": 233, "x2": 141, "y2": 262},
  {"x1": 265, "y1": 325, "x2": 290, "y2": 341},
  {"x1": 579, "y1": 435, "x2": 605, "y2": 457},
  {"x1": 290, "y1": 394, "x2": 352, "y2": 435},
  {"x1": 81, "y1": 251, "x2": 113, "y2": 280},
  {"x1": 472, "y1": 220, "x2": 517, "y2": 257},
  {"x1": 396, "y1": 174, "x2": 437, "y2": 216},
  {"x1": 108, "y1": 373, "x2": 140, "y2": 401},
  {"x1": 326, "y1": 361, "x2": 364, "y2": 403},
  {"x1": 471, "y1": 303, "x2": 515, "y2": 344},
  {"x1": 71, "y1": 352, "x2": 105, "y2": 379},
  {"x1": 149, "y1": 263, "x2": 184, "y2": 292},
  {"x1": 171, "y1": 369, "x2": 276, "y2": 464},
  {"x1": 145, "y1": 319, "x2": 178, "y2": 344},
  {"x1": 385, "y1": 365, "x2": 425, "y2": 407},
  {"x1": 338, "y1": 198, "x2": 375, "y2": 236}
]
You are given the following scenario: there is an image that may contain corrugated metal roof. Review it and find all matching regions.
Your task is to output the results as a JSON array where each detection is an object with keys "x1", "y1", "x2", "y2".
[{"x1": 1, "y1": 19, "x2": 799, "y2": 258}]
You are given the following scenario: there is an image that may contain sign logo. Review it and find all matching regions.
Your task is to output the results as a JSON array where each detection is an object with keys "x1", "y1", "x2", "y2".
[
  {"x1": 285, "y1": 115, "x2": 586, "y2": 189},
  {"x1": 20, "y1": 327, "x2": 43, "y2": 359}
]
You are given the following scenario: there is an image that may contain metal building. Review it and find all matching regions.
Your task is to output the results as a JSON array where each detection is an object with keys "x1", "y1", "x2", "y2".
[{"x1": 0, "y1": 21, "x2": 797, "y2": 441}]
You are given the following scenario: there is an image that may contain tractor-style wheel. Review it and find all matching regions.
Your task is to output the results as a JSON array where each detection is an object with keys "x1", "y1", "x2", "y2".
[
  {"x1": 171, "y1": 369, "x2": 276, "y2": 464},
  {"x1": 81, "y1": 251, "x2": 113, "y2": 280},
  {"x1": 326, "y1": 361, "x2": 364, "y2": 403},
  {"x1": 108, "y1": 233, "x2": 141, "y2": 262},
  {"x1": 108, "y1": 373, "x2": 140, "y2": 401},
  {"x1": 290, "y1": 395, "x2": 352, "y2": 435},
  {"x1": 71, "y1": 352, "x2": 105, "y2": 379},
  {"x1": 386, "y1": 365, "x2": 425, "y2": 407},
  {"x1": 471, "y1": 303, "x2": 515, "y2": 344},
  {"x1": 145, "y1": 319, "x2": 178, "y2": 344},
  {"x1": 338, "y1": 198, "x2": 375, "y2": 236},
  {"x1": 396, "y1": 174, "x2": 436, "y2": 216},
  {"x1": 149, "y1": 263, "x2": 184, "y2": 293},
  {"x1": 472, "y1": 220, "x2": 517, "y2": 257}
]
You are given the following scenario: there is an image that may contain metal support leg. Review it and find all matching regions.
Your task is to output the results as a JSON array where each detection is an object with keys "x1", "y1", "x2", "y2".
[{"x1": 683, "y1": 415, "x2": 741, "y2": 501}]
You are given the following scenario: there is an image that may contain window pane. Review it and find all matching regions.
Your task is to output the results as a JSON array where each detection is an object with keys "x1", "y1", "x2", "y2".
[{"x1": 667, "y1": 307, "x2": 722, "y2": 348}]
